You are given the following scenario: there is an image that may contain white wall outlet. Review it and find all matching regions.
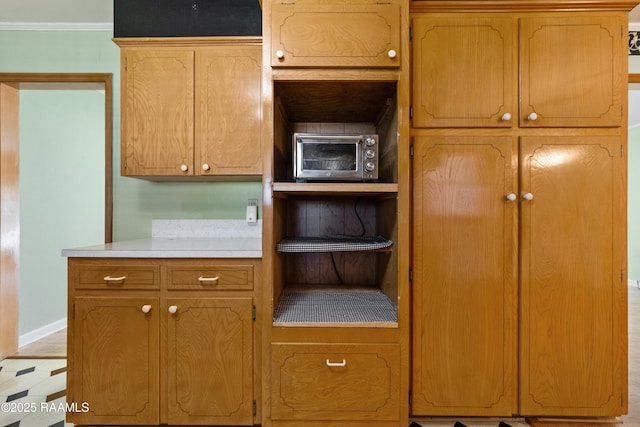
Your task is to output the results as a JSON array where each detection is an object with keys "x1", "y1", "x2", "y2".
[{"x1": 246, "y1": 199, "x2": 258, "y2": 223}]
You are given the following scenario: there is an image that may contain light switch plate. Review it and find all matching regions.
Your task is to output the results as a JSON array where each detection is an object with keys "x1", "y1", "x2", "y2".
[{"x1": 246, "y1": 199, "x2": 258, "y2": 223}]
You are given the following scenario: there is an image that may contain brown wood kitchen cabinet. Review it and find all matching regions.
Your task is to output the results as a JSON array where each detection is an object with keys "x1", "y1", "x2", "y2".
[
  {"x1": 270, "y1": 0, "x2": 401, "y2": 68},
  {"x1": 411, "y1": 133, "x2": 626, "y2": 417},
  {"x1": 261, "y1": 0, "x2": 411, "y2": 425},
  {"x1": 412, "y1": 12, "x2": 624, "y2": 128},
  {"x1": 67, "y1": 258, "x2": 259, "y2": 426},
  {"x1": 411, "y1": 135, "x2": 518, "y2": 417},
  {"x1": 410, "y1": 2, "x2": 630, "y2": 423},
  {"x1": 115, "y1": 38, "x2": 262, "y2": 178}
]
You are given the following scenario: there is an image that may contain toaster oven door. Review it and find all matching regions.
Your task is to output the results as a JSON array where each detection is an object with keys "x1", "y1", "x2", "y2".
[{"x1": 294, "y1": 135, "x2": 362, "y2": 181}]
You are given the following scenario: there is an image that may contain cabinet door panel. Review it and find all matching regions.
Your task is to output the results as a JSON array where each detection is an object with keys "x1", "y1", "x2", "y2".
[
  {"x1": 520, "y1": 14, "x2": 624, "y2": 127},
  {"x1": 412, "y1": 15, "x2": 516, "y2": 128},
  {"x1": 197, "y1": 46, "x2": 262, "y2": 175},
  {"x1": 122, "y1": 49, "x2": 194, "y2": 176},
  {"x1": 271, "y1": 2, "x2": 400, "y2": 68},
  {"x1": 411, "y1": 136, "x2": 517, "y2": 416},
  {"x1": 167, "y1": 297, "x2": 253, "y2": 425},
  {"x1": 69, "y1": 297, "x2": 159, "y2": 425},
  {"x1": 519, "y1": 136, "x2": 626, "y2": 415}
]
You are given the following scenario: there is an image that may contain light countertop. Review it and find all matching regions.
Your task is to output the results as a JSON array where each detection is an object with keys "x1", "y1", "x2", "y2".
[
  {"x1": 61, "y1": 219, "x2": 262, "y2": 259},
  {"x1": 61, "y1": 237, "x2": 262, "y2": 258}
]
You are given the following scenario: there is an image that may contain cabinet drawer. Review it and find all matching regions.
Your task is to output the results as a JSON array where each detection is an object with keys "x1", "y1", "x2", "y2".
[
  {"x1": 166, "y1": 261, "x2": 254, "y2": 291},
  {"x1": 271, "y1": 343, "x2": 400, "y2": 421},
  {"x1": 69, "y1": 259, "x2": 160, "y2": 290}
]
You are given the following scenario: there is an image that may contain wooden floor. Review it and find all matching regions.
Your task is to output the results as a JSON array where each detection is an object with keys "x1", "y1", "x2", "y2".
[
  {"x1": 8, "y1": 328, "x2": 66, "y2": 358},
  {"x1": 5, "y1": 284, "x2": 640, "y2": 424}
]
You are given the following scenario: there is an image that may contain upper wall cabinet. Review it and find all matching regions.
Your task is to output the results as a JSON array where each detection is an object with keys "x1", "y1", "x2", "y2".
[
  {"x1": 116, "y1": 38, "x2": 262, "y2": 178},
  {"x1": 412, "y1": 13, "x2": 624, "y2": 128},
  {"x1": 271, "y1": 0, "x2": 401, "y2": 68}
]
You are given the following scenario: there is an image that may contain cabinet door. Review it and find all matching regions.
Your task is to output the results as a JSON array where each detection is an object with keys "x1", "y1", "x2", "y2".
[
  {"x1": 197, "y1": 46, "x2": 262, "y2": 175},
  {"x1": 520, "y1": 14, "x2": 624, "y2": 127},
  {"x1": 412, "y1": 14, "x2": 516, "y2": 128},
  {"x1": 270, "y1": 1, "x2": 400, "y2": 68},
  {"x1": 166, "y1": 297, "x2": 254, "y2": 425},
  {"x1": 519, "y1": 136, "x2": 626, "y2": 416},
  {"x1": 121, "y1": 49, "x2": 194, "y2": 176},
  {"x1": 69, "y1": 297, "x2": 160, "y2": 425},
  {"x1": 411, "y1": 136, "x2": 518, "y2": 416}
]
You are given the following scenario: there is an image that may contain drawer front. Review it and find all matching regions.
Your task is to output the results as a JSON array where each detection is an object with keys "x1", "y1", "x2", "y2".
[
  {"x1": 69, "y1": 259, "x2": 160, "y2": 290},
  {"x1": 271, "y1": 343, "x2": 400, "y2": 421},
  {"x1": 166, "y1": 262, "x2": 254, "y2": 291}
]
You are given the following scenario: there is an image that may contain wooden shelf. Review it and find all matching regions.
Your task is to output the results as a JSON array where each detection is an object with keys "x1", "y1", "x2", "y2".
[{"x1": 272, "y1": 182, "x2": 398, "y2": 197}]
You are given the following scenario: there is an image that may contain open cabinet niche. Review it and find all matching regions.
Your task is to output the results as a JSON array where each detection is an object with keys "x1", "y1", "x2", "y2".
[
  {"x1": 272, "y1": 80, "x2": 398, "y2": 184},
  {"x1": 270, "y1": 80, "x2": 400, "y2": 327}
]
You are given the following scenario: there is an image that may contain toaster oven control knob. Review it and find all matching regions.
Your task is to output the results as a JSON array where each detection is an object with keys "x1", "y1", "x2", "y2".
[
  {"x1": 365, "y1": 162, "x2": 376, "y2": 172},
  {"x1": 365, "y1": 149, "x2": 376, "y2": 159},
  {"x1": 365, "y1": 137, "x2": 376, "y2": 147}
]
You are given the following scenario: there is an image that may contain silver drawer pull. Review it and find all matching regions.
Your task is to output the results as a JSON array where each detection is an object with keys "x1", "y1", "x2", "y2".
[
  {"x1": 325, "y1": 359, "x2": 346, "y2": 367},
  {"x1": 104, "y1": 275, "x2": 126, "y2": 283},
  {"x1": 198, "y1": 276, "x2": 220, "y2": 285}
]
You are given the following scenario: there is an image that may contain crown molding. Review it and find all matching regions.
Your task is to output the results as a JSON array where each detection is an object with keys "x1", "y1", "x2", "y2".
[{"x1": 0, "y1": 22, "x2": 112, "y2": 31}]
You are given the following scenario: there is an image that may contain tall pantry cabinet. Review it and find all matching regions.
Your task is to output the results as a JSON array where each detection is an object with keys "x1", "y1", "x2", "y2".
[
  {"x1": 261, "y1": 0, "x2": 410, "y2": 426},
  {"x1": 410, "y1": 1, "x2": 632, "y2": 422}
]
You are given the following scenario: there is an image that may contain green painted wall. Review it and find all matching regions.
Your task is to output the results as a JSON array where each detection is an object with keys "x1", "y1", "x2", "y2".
[
  {"x1": 19, "y1": 90, "x2": 105, "y2": 334},
  {"x1": 629, "y1": 126, "x2": 640, "y2": 282},
  {"x1": 0, "y1": 30, "x2": 262, "y2": 336}
]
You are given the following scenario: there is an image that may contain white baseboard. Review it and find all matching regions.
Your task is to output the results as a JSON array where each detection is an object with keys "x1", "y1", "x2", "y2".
[{"x1": 18, "y1": 318, "x2": 67, "y2": 348}]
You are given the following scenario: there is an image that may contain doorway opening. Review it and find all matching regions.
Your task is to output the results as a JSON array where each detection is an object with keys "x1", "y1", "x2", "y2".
[{"x1": 0, "y1": 73, "x2": 113, "y2": 359}]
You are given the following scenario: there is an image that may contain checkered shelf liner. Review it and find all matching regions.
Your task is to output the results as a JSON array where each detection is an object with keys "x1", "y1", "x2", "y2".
[
  {"x1": 276, "y1": 235, "x2": 393, "y2": 253},
  {"x1": 274, "y1": 290, "x2": 398, "y2": 323}
]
